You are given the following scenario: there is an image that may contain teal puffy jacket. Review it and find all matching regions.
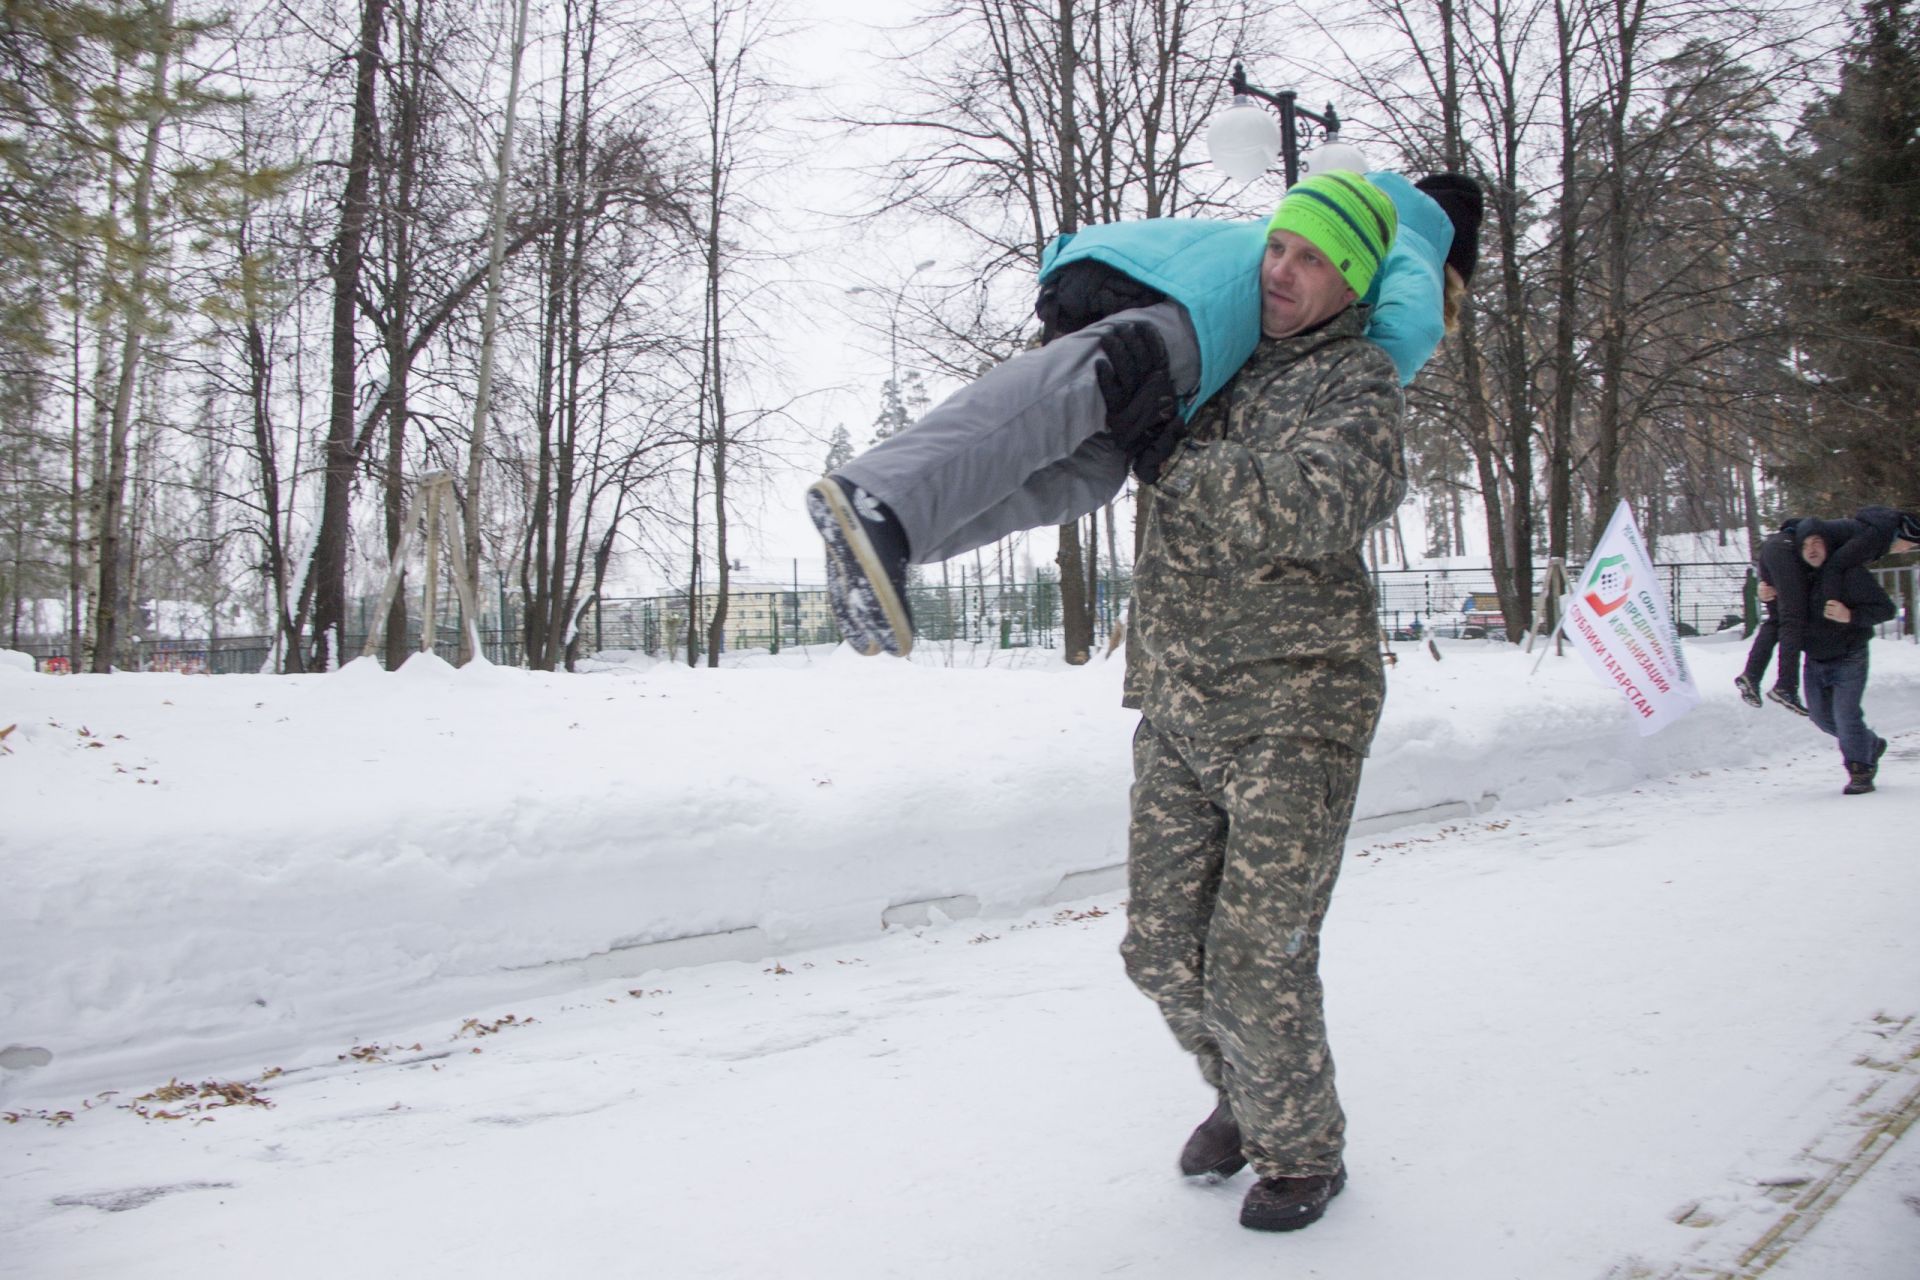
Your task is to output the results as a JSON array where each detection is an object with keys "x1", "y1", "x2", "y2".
[{"x1": 1038, "y1": 172, "x2": 1453, "y2": 417}]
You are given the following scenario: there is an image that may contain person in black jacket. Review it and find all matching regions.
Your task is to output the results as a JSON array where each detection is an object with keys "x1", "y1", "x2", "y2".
[
  {"x1": 1796, "y1": 519, "x2": 1900, "y2": 795},
  {"x1": 1735, "y1": 518, "x2": 1813, "y2": 714},
  {"x1": 1738, "y1": 506, "x2": 1917, "y2": 715}
]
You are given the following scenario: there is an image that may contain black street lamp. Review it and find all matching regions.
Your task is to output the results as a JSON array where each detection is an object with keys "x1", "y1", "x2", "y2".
[{"x1": 1205, "y1": 62, "x2": 1346, "y2": 187}]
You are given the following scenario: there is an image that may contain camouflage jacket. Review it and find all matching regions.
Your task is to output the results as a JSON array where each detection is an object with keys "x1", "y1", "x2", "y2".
[{"x1": 1123, "y1": 305, "x2": 1408, "y2": 753}]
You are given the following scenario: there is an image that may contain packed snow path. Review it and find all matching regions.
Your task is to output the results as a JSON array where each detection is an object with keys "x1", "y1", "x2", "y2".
[{"x1": 6, "y1": 733, "x2": 1919, "y2": 1278}]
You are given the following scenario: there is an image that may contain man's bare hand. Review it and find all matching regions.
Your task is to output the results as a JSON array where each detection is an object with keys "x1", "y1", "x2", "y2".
[
  {"x1": 1824, "y1": 599, "x2": 1852, "y2": 623},
  {"x1": 1758, "y1": 582, "x2": 1776, "y2": 603}
]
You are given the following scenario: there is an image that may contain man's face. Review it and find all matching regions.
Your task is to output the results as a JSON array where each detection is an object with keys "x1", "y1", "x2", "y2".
[
  {"x1": 1261, "y1": 230, "x2": 1357, "y2": 339},
  {"x1": 1801, "y1": 534, "x2": 1828, "y2": 568}
]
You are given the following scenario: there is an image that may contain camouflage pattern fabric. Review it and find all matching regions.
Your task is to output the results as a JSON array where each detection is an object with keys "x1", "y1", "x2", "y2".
[
  {"x1": 1123, "y1": 723, "x2": 1362, "y2": 1178},
  {"x1": 1123, "y1": 305, "x2": 1406, "y2": 752},
  {"x1": 1121, "y1": 304, "x2": 1407, "y2": 1180}
]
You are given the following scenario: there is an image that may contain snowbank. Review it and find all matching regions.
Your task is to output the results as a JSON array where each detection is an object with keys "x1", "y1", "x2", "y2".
[{"x1": 6, "y1": 634, "x2": 1920, "y2": 1100}]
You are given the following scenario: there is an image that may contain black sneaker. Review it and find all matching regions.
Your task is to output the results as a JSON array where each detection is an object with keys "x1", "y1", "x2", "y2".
[
  {"x1": 1178, "y1": 1099, "x2": 1246, "y2": 1180},
  {"x1": 1239, "y1": 1165, "x2": 1347, "y2": 1232},
  {"x1": 1843, "y1": 762, "x2": 1875, "y2": 796},
  {"x1": 806, "y1": 476, "x2": 914, "y2": 658},
  {"x1": 1767, "y1": 686, "x2": 1810, "y2": 717},
  {"x1": 1734, "y1": 674, "x2": 1763, "y2": 708}
]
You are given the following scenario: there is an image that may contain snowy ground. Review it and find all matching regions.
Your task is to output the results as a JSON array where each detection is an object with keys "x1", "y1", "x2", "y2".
[{"x1": 5, "y1": 634, "x2": 1920, "y2": 1277}]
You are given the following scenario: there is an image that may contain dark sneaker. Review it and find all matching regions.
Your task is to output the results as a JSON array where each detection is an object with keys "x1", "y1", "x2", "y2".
[
  {"x1": 1867, "y1": 736, "x2": 1889, "y2": 784},
  {"x1": 1843, "y1": 762, "x2": 1875, "y2": 796},
  {"x1": 1178, "y1": 1099, "x2": 1247, "y2": 1180},
  {"x1": 805, "y1": 476, "x2": 914, "y2": 658},
  {"x1": 1734, "y1": 674, "x2": 1763, "y2": 708},
  {"x1": 1239, "y1": 1165, "x2": 1347, "y2": 1232},
  {"x1": 1767, "y1": 686, "x2": 1810, "y2": 717}
]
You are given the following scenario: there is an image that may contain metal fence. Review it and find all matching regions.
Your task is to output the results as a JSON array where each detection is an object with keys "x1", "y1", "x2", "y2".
[
  {"x1": 1371, "y1": 560, "x2": 1759, "y2": 640},
  {"x1": 9, "y1": 624, "x2": 519, "y2": 676},
  {"x1": 14, "y1": 561, "x2": 1913, "y2": 673},
  {"x1": 583, "y1": 575, "x2": 1132, "y2": 659}
]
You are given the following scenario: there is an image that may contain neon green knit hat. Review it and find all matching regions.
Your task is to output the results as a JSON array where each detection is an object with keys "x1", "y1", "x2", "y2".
[{"x1": 1266, "y1": 172, "x2": 1398, "y2": 297}]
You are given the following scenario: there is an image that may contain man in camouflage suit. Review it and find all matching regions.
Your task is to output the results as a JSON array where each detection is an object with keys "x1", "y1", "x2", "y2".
[{"x1": 1119, "y1": 172, "x2": 1408, "y2": 1232}]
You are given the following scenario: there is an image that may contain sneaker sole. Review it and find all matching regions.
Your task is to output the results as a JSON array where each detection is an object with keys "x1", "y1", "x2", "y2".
[
  {"x1": 819, "y1": 542, "x2": 880, "y2": 657},
  {"x1": 1766, "y1": 689, "x2": 1809, "y2": 716},
  {"x1": 806, "y1": 488, "x2": 881, "y2": 656},
  {"x1": 807, "y1": 479, "x2": 913, "y2": 658}
]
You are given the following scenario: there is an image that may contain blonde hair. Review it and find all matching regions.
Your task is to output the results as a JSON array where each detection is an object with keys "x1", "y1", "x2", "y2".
[{"x1": 1442, "y1": 264, "x2": 1468, "y2": 335}]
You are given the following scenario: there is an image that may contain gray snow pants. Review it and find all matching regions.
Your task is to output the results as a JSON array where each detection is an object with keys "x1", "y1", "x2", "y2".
[{"x1": 835, "y1": 301, "x2": 1201, "y2": 565}]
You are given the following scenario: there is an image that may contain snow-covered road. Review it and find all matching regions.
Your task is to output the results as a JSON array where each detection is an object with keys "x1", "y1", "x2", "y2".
[{"x1": 7, "y1": 724, "x2": 1918, "y2": 1278}]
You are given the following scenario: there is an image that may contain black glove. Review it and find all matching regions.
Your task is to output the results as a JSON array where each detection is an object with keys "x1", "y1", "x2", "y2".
[
  {"x1": 1095, "y1": 320, "x2": 1185, "y2": 485},
  {"x1": 1036, "y1": 260, "x2": 1167, "y2": 343}
]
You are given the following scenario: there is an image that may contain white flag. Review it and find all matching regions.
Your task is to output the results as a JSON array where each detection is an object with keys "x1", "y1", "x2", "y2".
[{"x1": 1562, "y1": 501, "x2": 1701, "y2": 735}]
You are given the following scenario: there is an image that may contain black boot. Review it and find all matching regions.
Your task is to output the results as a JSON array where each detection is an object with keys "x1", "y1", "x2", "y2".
[
  {"x1": 1178, "y1": 1099, "x2": 1246, "y2": 1180},
  {"x1": 1843, "y1": 761, "x2": 1876, "y2": 796},
  {"x1": 805, "y1": 476, "x2": 914, "y2": 658},
  {"x1": 1239, "y1": 1165, "x2": 1347, "y2": 1232}
]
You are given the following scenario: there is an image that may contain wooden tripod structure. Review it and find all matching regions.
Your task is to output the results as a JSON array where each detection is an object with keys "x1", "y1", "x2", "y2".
[
  {"x1": 1526, "y1": 556, "x2": 1573, "y2": 666},
  {"x1": 361, "y1": 472, "x2": 484, "y2": 664}
]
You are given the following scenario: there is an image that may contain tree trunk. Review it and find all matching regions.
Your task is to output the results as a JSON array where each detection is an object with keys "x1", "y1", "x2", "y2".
[
  {"x1": 1590, "y1": 0, "x2": 1642, "y2": 527},
  {"x1": 243, "y1": 307, "x2": 299, "y2": 672},
  {"x1": 703, "y1": 102, "x2": 731, "y2": 668},
  {"x1": 1051, "y1": 0, "x2": 1093, "y2": 663},
  {"x1": 462, "y1": 0, "x2": 533, "y2": 663},
  {"x1": 381, "y1": 6, "x2": 421, "y2": 672},
  {"x1": 1057, "y1": 519, "x2": 1091, "y2": 662},
  {"x1": 67, "y1": 269, "x2": 84, "y2": 672},
  {"x1": 90, "y1": 0, "x2": 173, "y2": 672},
  {"x1": 305, "y1": 0, "x2": 386, "y2": 671},
  {"x1": 1547, "y1": 0, "x2": 1583, "y2": 562}
]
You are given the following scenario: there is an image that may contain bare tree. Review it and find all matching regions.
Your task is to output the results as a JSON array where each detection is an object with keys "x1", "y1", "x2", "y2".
[
  {"x1": 303, "y1": 0, "x2": 387, "y2": 671},
  {"x1": 518, "y1": 0, "x2": 687, "y2": 671},
  {"x1": 657, "y1": 0, "x2": 794, "y2": 668},
  {"x1": 860, "y1": 0, "x2": 1259, "y2": 662}
]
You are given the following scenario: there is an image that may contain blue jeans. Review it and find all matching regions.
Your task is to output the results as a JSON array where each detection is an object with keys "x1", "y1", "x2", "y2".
[{"x1": 1804, "y1": 653, "x2": 1877, "y2": 766}]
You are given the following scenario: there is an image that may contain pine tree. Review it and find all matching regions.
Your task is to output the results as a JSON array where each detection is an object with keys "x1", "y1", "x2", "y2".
[
  {"x1": 1777, "y1": 0, "x2": 1920, "y2": 509},
  {"x1": 871, "y1": 377, "x2": 909, "y2": 445},
  {"x1": 824, "y1": 423, "x2": 854, "y2": 471}
]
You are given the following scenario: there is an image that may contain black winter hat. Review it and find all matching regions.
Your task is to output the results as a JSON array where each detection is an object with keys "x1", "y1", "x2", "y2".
[{"x1": 1414, "y1": 173, "x2": 1483, "y2": 284}]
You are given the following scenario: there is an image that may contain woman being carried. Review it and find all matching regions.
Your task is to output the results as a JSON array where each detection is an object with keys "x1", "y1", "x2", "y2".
[{"x1": 809, "y1": 170, "x2": 1483, "y2": 658}]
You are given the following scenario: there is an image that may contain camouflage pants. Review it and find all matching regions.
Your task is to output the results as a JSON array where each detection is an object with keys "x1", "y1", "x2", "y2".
[{"x1": 1121, "y1": 718, "x2": 1363, "y2": 1179}]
